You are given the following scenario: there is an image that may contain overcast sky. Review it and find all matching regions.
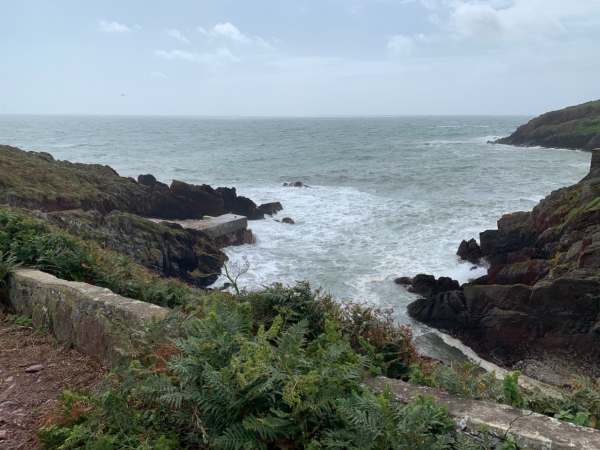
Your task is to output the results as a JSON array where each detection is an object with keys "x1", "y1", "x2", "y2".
[{"x1": 2, "y1": 0, "x2": 600, "y2": 116}]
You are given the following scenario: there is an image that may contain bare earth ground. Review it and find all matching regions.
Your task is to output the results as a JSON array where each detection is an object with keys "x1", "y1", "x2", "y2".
[{"x1": 0, "y1": 317, "x2": 104, "y2": 449}]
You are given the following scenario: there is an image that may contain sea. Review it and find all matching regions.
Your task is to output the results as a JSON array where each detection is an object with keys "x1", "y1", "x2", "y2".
[{"x1": 0, "y1": 115, "x2": 590, "y2": 361}]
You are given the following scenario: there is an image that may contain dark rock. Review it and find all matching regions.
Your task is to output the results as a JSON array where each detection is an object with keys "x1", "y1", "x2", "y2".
[
  {"x1": 42, "y1": 209, "x2": 225, "y2": 288},
  {"x1": 283, "y1": 181, "x2": 308, "y2": 188},
  {"x1": 282, "y1": 217, "x2": 295, "y2": 224},
  {"x1": 394, "y1": 276, "x2": 413, "y2": 286},
  {"x1": 0, "y1": 145, "x2": 276, "y2": 222},
  {"x1": 31, "y1": 151, "x2": 54, "y2": 162},
  {"x1": 137, "y1": 174, "x2": 158, "y2": 186},
  {"x1": 215, "y1": 187, "x2": 264, "y2": 220},
  {"x1": 410, "y1": 151, "x2": 600, "y2": 368},
  {"x1": 168, "y1": 180, "x2": 226, "y2": 218},
  {"x1": 407, "y1": 290, "x2": 469, "y2": 330},
  {"x1": 408, "y1": 274, "x2": 460, "y2": 297},
  {"x1": 234, "y1": 196, "x2": 264, "y2": 220},
  {"x1": 258, "y1": 202, "x2": 283, "y2": 216},
  {"x1": 487, "y1": 259, "x2": 550, "y2": 285},
  {"x1": 457, "y1": 238, "x2": 483, "y2": 263},
  {"x1": 408, "y1": 279, "x2": 600, "y2": 362}
]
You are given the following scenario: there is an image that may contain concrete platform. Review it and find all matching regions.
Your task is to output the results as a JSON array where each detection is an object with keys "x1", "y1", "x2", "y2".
[{"x1": 150, "y1": 214, "x2": 248, "y2": 239}]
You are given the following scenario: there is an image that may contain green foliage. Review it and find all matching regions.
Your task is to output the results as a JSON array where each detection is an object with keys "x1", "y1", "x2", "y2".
[
  {"x1": 6, "y1": 313, "x2": 33, "y2": 327},
  {"x1": 40, "y1": 289, "x2": 462, "y2": 450},
  {"x1": 38, "y1": 388, "x2": 182, "y2": 450},
  {"x1": 502, "y1": 372, "x2": 525, "y2": 409},
  {"x1": 551, "y1": 378, "x2": 600, "y2": 429},
  {"x1": 0, "y1": 208, "x2": 198, "y2": 307},
  {"x1": 244, "y1": 282, "x2": 417, "y2": 379},
  {"x1": 409, "y1": 361, "x2": 600, "y2": 432},
  {"x1": 409, "y1": 363, "x2": 526, "y2": 410},
  {"x1": 409, "y1": 362, "x2": 502, "y2": 402},
  {"x1": 0, "y1": 250, "x2": 20, "y2": 287}
]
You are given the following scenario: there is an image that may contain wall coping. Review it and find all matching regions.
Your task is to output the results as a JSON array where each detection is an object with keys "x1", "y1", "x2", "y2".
[{"x1": 367, "y1": 376, "x2": 600, "y2": 450}]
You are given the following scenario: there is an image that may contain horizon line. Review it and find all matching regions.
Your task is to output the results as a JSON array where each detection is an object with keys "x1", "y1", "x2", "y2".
[{"x1": 0, "y1": 112, "x2": 532, "y2": 119}]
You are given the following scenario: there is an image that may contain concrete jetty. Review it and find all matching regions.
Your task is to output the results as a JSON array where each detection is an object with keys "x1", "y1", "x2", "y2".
[{"x1": 149, "y1": 213, "x2": 249, "y2": 240}]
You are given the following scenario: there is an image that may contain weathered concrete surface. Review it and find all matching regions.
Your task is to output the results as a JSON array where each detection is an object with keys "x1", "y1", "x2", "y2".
[
  {"x1": 150, "y1": 213, "x2": 248, "y2": 239},
  {"x1": 6, "y1": 269, "x2": 168, "y2": 367},
  {"x1": 367, "y1": 377, "x2": 600, "y2": 450}
]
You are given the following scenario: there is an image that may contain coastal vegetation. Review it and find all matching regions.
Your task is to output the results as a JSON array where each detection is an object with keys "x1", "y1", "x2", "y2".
[
  {"x1": 495, "y1": 99, "x2": 600, "y2": 150},
  {"x1": 30, "y1": 276, "x2": 600, "y2": 449},
  {"x1": 2, "y1": 144, "x2": 600, "y2": 448},
  {"x1": 0, "y1": 207, "x2": 199, "y2": 307}
]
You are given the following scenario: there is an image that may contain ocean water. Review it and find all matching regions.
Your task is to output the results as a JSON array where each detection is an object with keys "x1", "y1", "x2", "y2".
[{"x1": 0, "y1": 115, "x2": 591, "y2": 357}]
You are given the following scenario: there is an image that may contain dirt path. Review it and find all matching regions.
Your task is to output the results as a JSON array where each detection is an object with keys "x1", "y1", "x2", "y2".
[{"x1": 0, "y1": 317, "x2": 104, "y2": 449}]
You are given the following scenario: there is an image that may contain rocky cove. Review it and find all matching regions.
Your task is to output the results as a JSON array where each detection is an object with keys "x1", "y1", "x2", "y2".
[
  {"x1": 0, "y1": 144, "x2": 284, "y2": 288},
  {"x1": 2, "y1": 119, "x2": 600, "y2": 447},
  {"x1": 2, "y1": 136, "x2": 599, "y2": 387},
  {"x1": 405, "y1": 151, "x2": 600, "y2": 385}
]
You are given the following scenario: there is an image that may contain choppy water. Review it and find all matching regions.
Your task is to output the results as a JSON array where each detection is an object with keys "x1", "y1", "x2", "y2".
[{"x1": 0, "y1": 115, "x2": 591, "y2": 358}]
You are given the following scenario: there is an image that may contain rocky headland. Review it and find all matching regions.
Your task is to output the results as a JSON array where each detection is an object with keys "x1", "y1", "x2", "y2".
[
  {"x1": 495, "y1": 100, "x2": 600, "y2": 151},
  {"x1": 408, "y1": 149, "x2": 600, "y2": 383},
  {"x1": 0, "y1": 145, "x2": 281, "y2": 287}
]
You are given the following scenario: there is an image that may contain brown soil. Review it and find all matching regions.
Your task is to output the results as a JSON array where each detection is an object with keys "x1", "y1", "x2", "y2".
[{"x1": 0, "y1": 317, "x2": 104, "y2": 449}]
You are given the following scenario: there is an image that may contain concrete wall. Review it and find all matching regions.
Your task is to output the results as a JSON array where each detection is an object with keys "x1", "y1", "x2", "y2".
[
  {"x1": 367, "y1": 377, "x2": 600, "y2": 450},
  {"x1": 6, "y1": 269, "x2": 168, "y2": 367}
]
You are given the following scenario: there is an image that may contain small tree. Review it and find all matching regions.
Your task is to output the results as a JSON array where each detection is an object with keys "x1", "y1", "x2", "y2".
[{"x1": 222, "y1": 258, "x2": 250, "y2": 295}]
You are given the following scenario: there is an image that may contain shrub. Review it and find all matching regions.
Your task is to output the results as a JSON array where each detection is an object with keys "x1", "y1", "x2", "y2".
[
  {"x1": 408, "y1": 362, "x2": 502, "y2": 402},
  {"x1": 40, "y1": 289, "x2": 459, "y2": 450},
  {"x1": 0, "y1": 208, "x2": 199, "y2": 307},
  {"x1": 0, "y1": 250, "x2": 20, "y2": 287},
  {"x1": 243, "y1": 282, "x2": 418, "y2": 379},
  {"x1": 502, "y1": 371, "x2": 525, "y2": 409},
  {"x1": 409, "y1": 360, "x2": 600, "y2": 431}
]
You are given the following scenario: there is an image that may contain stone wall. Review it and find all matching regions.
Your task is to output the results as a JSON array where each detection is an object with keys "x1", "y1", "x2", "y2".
[
  {"x1": 367, "y1": 377, "x2": 600, "y2": 450},
  {"x1": 6, "y1": 269, "x2": 168, "y2": 367}
]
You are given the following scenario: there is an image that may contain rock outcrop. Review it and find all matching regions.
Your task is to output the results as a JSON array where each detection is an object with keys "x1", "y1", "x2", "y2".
[
  {"x1": 0, "y1": 145, "x2": 281, "y2": 287},
  {"x1": 257, "y1": 202, "x2": 283, "y2": 216},
  {"x1": 495, "y1": 100, "x2": 600, "y2": 151},
  {"x1": 0, "y1": 145, "x2": 270, "y2": 220},
  {"x1": 398, "y1": 274, "x2": 460, "y2": 298},
  {"x1": 409, "y1": 150, "x2": 600, "y2": 372},
  {"x1": 456, "y1": 238, "x2": 482, "y2": 264},
  {"x1": 40, "y1": 209, "x2": 225, "y2": 287}
]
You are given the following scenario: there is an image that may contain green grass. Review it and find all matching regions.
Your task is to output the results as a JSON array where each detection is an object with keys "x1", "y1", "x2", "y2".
[
  {"x1": 0, "y1": 145, "x2": 149, "y2": 215},
  {"x1": 409, "y1": 361, "x2": 600, "y2": 430},
  {"x1": 5, "y1": 313, "x2": 33, "y2": 327},
  {"x1": 574, "y1": 117, "x2": 600, "y2": 135},
  {"x1": 0, "y1": 207, "x2": 200, "y2": 307}
]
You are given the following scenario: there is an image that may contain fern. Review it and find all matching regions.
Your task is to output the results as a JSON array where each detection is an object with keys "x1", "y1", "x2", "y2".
[{"x1": 40, "y1": 285, "x2": 466, "y2": 450}]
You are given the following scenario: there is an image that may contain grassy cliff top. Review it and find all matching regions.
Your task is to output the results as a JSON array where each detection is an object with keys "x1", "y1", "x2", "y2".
[
  {"x1": 0, "y1": 145, "x2": 150, "y2": 214},
  {"x1": 496, "y1": 100, "x2": 600, "y2": 151}
]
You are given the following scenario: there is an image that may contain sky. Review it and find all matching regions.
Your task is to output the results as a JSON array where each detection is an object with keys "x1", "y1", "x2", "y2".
[{"x1": 2, "y1": 0, "x2": 600, "y2": 116}]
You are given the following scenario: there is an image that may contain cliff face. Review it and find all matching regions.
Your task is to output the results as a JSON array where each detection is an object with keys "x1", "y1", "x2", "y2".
[
  {"x1": 0, "y1": 145, "x2": 265, "y2": 220},
  {"x1": 39, "y1": 209, "x2": 225, "y2": 287},
  {"x1": 0, "y1": 145, "x2": 276, "y2": 288},
  {"x1": 409, "y1": 150, "x2": 600, "y2": 372},
  {"x1": 496, "y1": 100, "x2": 600, "y2": 151}
]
